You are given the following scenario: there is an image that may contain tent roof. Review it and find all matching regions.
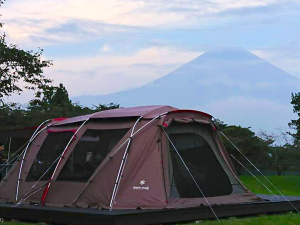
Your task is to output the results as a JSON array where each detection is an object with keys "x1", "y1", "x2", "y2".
[{"x1": 55, "y1": 105, "x2": 178, "y2": 125}]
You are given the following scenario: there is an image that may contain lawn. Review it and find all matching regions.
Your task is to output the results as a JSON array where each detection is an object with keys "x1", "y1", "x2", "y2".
[
  {"x1": 2, "y1": 176, "x2": 300, "y2": 225},
  {"x1": 185, "y1": 213, "x2": 300, "y2": 225},
  {"x1": 240, "y1": 175, "x2": 300, "y2": 196},
  {"x1": 185, "y1": 175, "x2": 300, "y2": 225}
]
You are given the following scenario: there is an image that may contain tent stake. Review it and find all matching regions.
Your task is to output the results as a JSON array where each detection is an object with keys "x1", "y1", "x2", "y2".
[
  {"x1": 220, "y1": 131, "x2": 300, "y2": 213},
  {"x1": 162, "y1": 128, "x2": 220, "y2": 223}
]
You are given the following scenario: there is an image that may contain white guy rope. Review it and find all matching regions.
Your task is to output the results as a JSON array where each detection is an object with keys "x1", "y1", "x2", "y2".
[
  {"x1": 220, "y1": 131, "x2": 300, "y2": 213},
  {"x1": 162, "y1": 127, "x2": 220, "y2": 223},
  {"x1": 230, "y1": 154, "x2": 278, "y2": 199}
]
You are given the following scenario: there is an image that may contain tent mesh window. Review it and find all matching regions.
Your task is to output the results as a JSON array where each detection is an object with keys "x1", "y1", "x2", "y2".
[
  {"x1": 57, "y1": 128, "x2": 129, "y2": 182},
  {"x1": 26, "y1": 132, "x2": 74, "y2": 182},
  {"x1": 167, "y1": 123, "x2": 232, "y2": 198}
]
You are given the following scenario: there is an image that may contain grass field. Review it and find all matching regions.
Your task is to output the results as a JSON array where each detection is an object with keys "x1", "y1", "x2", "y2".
[
  {"x1": 1, "y1": 176, "x2": 300, "y2": 225},
  {"x1": 186, "y1": 213, "x2": 300, "y2": 225},
  {"x1": 240, "y1": 175, "x2": 300, "y2": 196}
]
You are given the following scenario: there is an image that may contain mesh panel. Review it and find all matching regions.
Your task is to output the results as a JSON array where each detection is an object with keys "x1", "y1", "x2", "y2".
[
  {"x1": 57, "y1": 128, "x2": 129, "y2": 182},
  {"x1": 26, "y1": 132, "x2": 74, "y2": 182},
  {"x1": 168, "y1": 124, "x2": 232, "y2": 198}
]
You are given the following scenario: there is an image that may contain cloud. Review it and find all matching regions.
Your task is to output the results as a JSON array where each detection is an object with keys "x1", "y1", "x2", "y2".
[
  {"x1": 202, "y1": 96, "x2": 296, "y2": 132},
  {"x1": 8, "y1": 46, "x2": 201, "y2": 103},
  {"x1": 100, "y1": 44, "x2": 112, "y2": 53},
  {"x1": 1, "y1": 0, "x2": 286, "y2": 45}
]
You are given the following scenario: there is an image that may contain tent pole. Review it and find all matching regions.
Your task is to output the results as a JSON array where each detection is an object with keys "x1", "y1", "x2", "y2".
[
  {"x1": 0, "y1": 140, "x2": 28, "y2": 173},
  {"x1": 41, "y1": 118, "x2": 89, "y2": 205},
  {"x1": 15, "y1": 120, "x2": 51, "y2": 201},
  {"x1": 7, "y1": 137, "x2": 11, "y2": 169},
  {"x1": 73, "y1": 112, "x2": 168, "y2": 205},
  {"x1": 71, "y1": 138, "x2": 130, "y2": 204},
  {"x1": 16, "y1": 183, "x2": 49, "y2": 206},
  {"x1": 230, "y1": 154, "x2": 278, "y2": 198},
  {"x1": 220, "y1": 131, "x2": 300, "y2": 213},
  {"x1": 16, "y1": 153, "x2": 63, "y2": 206},
  {"x1": 0, "y1": 148, "x2": 26, "y2": 188},
  {"x1": 109, "y1": 116, "x2": 142, "y2": 210},
  {"x1": 162, "y1": 128, "x2": 220, "y2": 223}
]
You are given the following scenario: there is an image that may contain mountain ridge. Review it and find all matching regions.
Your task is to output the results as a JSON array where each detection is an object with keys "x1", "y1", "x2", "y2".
[{"x1": 73, "y1": 48, "x2": 300, "y2": 132}]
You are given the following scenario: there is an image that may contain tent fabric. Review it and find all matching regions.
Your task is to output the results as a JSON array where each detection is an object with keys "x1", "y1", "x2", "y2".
[
  {"x1": 54, "y1": 105, "x2": 178, "y2": 126},
  {"x1": 0, "y1": 127, "x2": 36, "y2": 139},
  {"x1": 0, "y1": 105, "x2": 260, "y2": 210}
]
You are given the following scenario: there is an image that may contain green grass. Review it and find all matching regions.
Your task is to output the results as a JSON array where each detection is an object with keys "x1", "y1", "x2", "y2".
[
  {"x1": 240, "y1": 175, "x2": 300, "y2": 196},
  {"x1": 184, "y1": 213, "x2": 300, "y2": 225}
]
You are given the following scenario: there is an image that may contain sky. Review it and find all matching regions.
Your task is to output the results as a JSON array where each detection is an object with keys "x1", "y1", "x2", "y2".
[{"x1": 1, "y1": 0, "x2": 300, "y2": 103}]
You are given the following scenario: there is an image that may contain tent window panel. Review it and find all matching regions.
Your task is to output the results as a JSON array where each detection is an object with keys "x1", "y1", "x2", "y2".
[
  {"x1": 168, "y1": 132, "x2": 232, "y2": 198},
  {"x1": 57, "y1": 128, "x2": 129, "y2": 182},
  {"x1": 26, "y1": 132, "x2": 74, "y2": 182}
]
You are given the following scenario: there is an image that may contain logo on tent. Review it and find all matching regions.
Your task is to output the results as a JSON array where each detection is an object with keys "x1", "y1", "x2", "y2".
[
  {"x1": 140, "y1": 180, "x2": 146, "y2": 185},
  {"x1": 133, "y1": 180, "x2": 149, "y2": 191}
]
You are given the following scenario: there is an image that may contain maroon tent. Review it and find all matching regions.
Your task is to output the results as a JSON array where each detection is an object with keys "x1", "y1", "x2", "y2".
[{"x1": 0, "y1": 105, "x2": 259, "y2": 211}]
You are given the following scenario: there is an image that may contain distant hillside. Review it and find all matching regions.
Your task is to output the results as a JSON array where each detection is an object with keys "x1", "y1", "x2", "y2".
[{"x1": 73, "y1": 48, "x2": 300, "y2": 132}]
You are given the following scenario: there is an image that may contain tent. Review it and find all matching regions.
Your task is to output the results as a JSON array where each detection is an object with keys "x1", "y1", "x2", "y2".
[{"x1": 0, "y1": 105, "x2": 259, "y2": 210}]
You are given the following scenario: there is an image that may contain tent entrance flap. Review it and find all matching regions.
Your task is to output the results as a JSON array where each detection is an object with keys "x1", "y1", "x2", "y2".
[{"x1": 166, "y1": 123, "x2": 232, "y2": 198}]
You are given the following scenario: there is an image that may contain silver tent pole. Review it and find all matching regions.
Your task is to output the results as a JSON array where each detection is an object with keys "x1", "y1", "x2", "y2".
[
  {"x1": 230, "y1": 154, "x2": 278, "y2": 199},
  {"x1": 0, "y1": 149, "x2": 24, "y2": 174},
  {"x1": 7, "y1": 137, "x2": 11, "y2": 168},
  {"x1": 73, "y1": 112, "x2": 169, "y2": 205},
  {"x1": 15, "y1": 183, "x2": 49, "y2": 206},
  {"x1": 0, "y1": 141, "x2": 28, "y2": 173},
  {"x1": 162, "y1": 128, "x2": 220, "y2": 223},
  {"x1": 41, "y1": 118, "x2": 89, "y2": 205},
  {"x1": 109, "y1": 116, "x2": 142, "y2": 210},
  {"x1": 15, "y1": 119, "x2": 51, "y2": 201},
  {"x1": 0, "y1": 148, "x2": 26, "y2": 188},
  {"x1": 220, "y1": 131, "x2": 300, "y2": 213},
  {"x1": 16, "y1": 153, "x2": 63, "y2": 206}
]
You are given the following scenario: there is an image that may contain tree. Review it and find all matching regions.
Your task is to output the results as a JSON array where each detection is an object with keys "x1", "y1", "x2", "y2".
[
  {"x1": 0, "y1": 1, "x2": 52, "y2": 100},
  {"x1": 289, "y1": 92, "x2": 300, "y2": 145},
  {"x1": 0, "y1": 83, "x2": 121, "y2": 129},
  {"x1": 218, "y1": 122, "x2": 271, "y2": 175}
]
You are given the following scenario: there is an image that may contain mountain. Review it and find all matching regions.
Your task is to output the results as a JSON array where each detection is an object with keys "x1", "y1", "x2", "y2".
[{"x1": 73, "y1": 48, "x2": 300, "y2": 132}]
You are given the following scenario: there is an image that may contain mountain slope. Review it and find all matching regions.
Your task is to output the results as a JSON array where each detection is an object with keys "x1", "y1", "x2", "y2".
[{"x1": 73, "y1": 48, "x2": 300, "y2": 132}]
